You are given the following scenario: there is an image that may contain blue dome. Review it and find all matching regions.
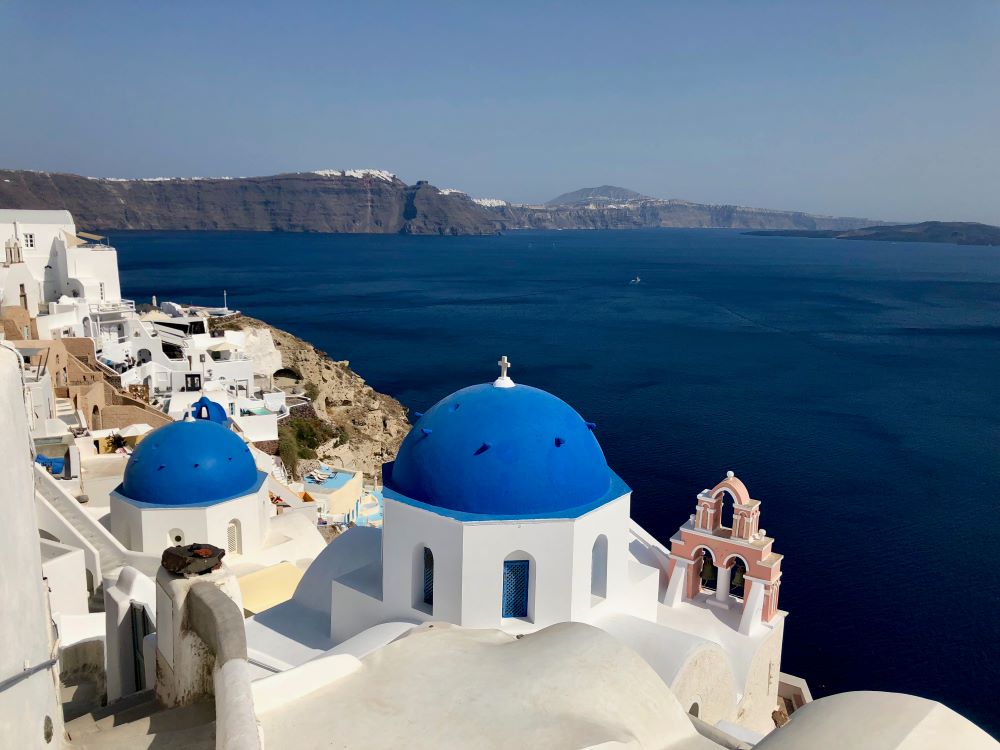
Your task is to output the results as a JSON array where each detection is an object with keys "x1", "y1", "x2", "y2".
[
  {"x1": 120, "y1": 420, "x2": 260, "y2": 506},
  {"x1": 385, "y1": 383, "x2": 619, "y2": 518}
]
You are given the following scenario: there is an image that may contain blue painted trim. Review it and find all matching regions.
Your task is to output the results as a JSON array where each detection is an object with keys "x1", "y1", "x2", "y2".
[
  {"x1": 114, "y1": 471, "x2": 267, "y2": 509},
  {"x1": 383, "y1": 462, "x2": 630, "y2": 522}
]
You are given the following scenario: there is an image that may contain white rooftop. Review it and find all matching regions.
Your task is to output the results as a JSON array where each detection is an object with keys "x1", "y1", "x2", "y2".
[
  {"x1": 0, "y1": 208, "x2": 74, "y2": 224},
  {"x1": 255, "y1": 622, "x2": 719, "y2": 750}
]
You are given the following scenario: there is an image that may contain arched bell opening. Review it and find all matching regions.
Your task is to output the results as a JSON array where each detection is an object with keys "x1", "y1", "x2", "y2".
[
  {"x1": 698, "y1": 548, "x2": 717, "y2": 593},
  {"x1": 728, "y1": 557, "x2": 748, "y2": 600}
]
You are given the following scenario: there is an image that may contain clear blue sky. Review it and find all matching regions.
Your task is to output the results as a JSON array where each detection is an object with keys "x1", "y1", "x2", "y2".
[{"x1": 2, "y1": 0, "x2": 999, "y2": 223}]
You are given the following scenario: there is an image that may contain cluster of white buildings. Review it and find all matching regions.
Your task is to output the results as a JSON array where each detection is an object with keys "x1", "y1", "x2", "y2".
[
  {"x1": 0, "y1": 208, "x2": 295, "y2": 446},
  {"x1": 0, "y1": 209, "x2": 995, "y2": 749},
  {"x1": 0, "y1": 209, "x2": 372, "y2": 716}
]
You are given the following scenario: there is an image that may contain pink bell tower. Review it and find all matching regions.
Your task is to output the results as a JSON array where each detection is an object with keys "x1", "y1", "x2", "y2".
[{"x1": 664, "y1": 471, "x2": 783, "y2": 634}]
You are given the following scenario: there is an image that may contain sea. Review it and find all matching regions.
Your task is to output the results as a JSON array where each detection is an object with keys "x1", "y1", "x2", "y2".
[{"x1": 114, "y1": 228, "x2": 999, "y2": 733}]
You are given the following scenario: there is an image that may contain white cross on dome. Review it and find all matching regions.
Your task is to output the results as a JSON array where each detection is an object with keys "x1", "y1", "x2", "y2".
[{"x1": 494, "y1": 355, "x2": 515, "y2": 388}]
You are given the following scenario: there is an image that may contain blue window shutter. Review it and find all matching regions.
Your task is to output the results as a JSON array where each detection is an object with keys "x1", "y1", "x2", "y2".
[
  {"x1": 502, "y1": 560, "x2": 529, "y2": 618},
  {"x1": 423, "y1": 547, "x2": 434, "y2": 606}
]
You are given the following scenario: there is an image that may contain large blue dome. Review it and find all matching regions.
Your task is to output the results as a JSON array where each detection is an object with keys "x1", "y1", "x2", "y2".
[
  {"x1": 384, "y1": 383, "x2": 622, "y2": 518},
  {"x1": 120, "y1": 420, "x2": 260, "y2": 506}
]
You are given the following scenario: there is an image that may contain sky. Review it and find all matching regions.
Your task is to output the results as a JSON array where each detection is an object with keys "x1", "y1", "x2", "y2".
[{"x1": 2, "y1": 1, "x2": 999, "y2": 223}]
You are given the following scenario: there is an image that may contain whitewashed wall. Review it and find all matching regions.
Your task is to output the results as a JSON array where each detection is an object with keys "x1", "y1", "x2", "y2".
[
  {"x1": 105, "y1": 566, "x2": 157, "y2": 701},
  {"x1": 0, "y1": 345, "x2": 64, "y2": 747},
  {"x1": 64, "y1": 247, "x2": 122, "y2": 302},
  {"x1": 0, "y1": 262, "x2": 42, "y2": 316},
  {"x1": 111, "y1": 483, "x2": 269, "y2": 557},
  {"x1": 331, "y1": 494, "x2": 635, "y2": 638},
  {"x1": 0, "y1": 211, "x2": 75, "y2": 302},
  {"x1": 40, "y1": 540, "x2": 89, "y2": 617},
  {"x1": 381, "y1": 499, "x2": 465, "y2": 623}
]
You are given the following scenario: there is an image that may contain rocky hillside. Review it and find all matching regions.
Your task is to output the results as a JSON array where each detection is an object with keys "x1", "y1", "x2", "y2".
[
  {"x1": 0, "y1": 169, "x2": 498, "y2": 235},
  {"x1": 215, "y1": 315, "x2": 410, "y2": 478}
]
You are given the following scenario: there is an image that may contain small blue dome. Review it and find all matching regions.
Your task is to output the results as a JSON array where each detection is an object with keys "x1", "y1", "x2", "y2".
[
  {"x1": 120, "y1": 420, "x2": 259, "y2": 506},
  {"x1": 385, "y1": 383, "x2": 616, "y2": 518},
  {"x1": 191, "y1": 396, "x2": 229, "y2": 424}
]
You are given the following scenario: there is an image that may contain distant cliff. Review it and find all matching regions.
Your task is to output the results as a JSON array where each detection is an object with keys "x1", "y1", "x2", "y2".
[
  {"x1": 489, "y1": 200, "x2": 875, "y2": 231},
  {"x1": 490, "y1": 185, "x2": 878, "y2": 231},
  {"x1": 0, "y1": 169, "x2": 498, "y2": 235},
  {"x1": 745, "y1": 221, "x2": 1000, "y2": 246},
  {"x1": 0, "y1": 171, "x2": 879, "y2": 234}
]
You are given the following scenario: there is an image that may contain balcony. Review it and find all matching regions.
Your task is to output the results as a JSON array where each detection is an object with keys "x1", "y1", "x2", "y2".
[{"x1": 88, "y1": 299, "x2": 136, "y2": 316}]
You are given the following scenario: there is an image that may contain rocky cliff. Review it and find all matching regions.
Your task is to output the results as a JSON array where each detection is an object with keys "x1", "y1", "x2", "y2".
[
  {"x1": 0, "y1": 169, "x2": 878, "y2": 233},
  {"x1": 215, "y1": 315, "x2": 410, "y2": 478},
  {"x1": 0, "y1": 169, "x2": 497, "y2": 235}
]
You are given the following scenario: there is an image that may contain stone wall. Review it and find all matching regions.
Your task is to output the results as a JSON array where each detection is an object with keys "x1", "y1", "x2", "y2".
[
  {"x1": 101, "y1": 404, "x2": 172, "y2": 430},
  {"x1": 1, "y1": 305, "x2": 33, "y2": 338}
]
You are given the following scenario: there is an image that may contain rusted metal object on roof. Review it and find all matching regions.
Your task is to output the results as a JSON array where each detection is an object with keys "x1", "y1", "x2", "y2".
[{"x1": 161, "y1": 543, "x2": 226, "y2": 576}]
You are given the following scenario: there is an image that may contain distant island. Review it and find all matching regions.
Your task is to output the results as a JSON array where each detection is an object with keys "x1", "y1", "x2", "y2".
[
  {"x1": 0, "y1": 170, "x2": 879, "y2": 235},
  {"x1": 744, "y1": 221, "x2": 1000, "y2": 246}
]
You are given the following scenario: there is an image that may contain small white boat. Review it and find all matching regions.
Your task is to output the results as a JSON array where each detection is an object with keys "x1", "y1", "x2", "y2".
[{"x1": 629, "y1": 276, "x2": 641, "y2": 285}]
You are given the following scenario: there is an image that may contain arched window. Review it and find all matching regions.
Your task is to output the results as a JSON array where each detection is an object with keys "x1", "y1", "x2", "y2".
[
  {"x1": 502, "y1": 553, "x2": 532, "y2": 620},
  {"x1": 422, "y1": 547, "x2": 434, "y2": 607},
  {"x1": 591, "y1": 534, "x2": 608, "y2": 601},
  {"x1": 688, "y1": 702, "x2": 700, "y2": 718},
  {"x1": 226, "y1": 519, "x2": 242, "y2": 555},
  {"x1": 412, "y1": 545, "x2": 434, "y2": 613},
  {"x1": 91, "y1": 405, "x2": 101, "y2": 431}
]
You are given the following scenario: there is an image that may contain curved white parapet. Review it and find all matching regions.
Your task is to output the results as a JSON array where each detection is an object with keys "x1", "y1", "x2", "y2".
[{"x1": 251, "y1": 652, "x2": 363, "y2": 715}]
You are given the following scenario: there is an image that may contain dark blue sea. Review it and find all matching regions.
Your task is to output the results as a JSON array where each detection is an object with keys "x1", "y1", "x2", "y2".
[{"x1": 115, "y1": 229, "x2": 999, "y2": 733}]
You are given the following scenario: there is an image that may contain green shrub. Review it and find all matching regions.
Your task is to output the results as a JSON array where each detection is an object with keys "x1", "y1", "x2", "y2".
[
  {"x1": 278, "y1": 431, "x2": 300, "y2": 477},
  {"x1": 277, "y1": 418, "x2": 336, "y2": 471}
]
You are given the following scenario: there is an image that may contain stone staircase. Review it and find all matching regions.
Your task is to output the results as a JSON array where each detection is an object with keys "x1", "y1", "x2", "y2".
[
  {"x1": 35, "y1": 467, "x2": 126, "y2": 574},
  {"x1": 56, "y1": 397, "x2": 80, "y2": 426},
  {"x1": 65, "y1": 689, "x2": 216, "y2": 749},
  {"x1": 91, "y1": 358, "x2": 123, "y2": 389}
]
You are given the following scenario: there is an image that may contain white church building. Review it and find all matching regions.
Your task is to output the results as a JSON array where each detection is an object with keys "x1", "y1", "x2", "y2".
[
  {"x1": 246, "y1": 359, "x2": 786, "y2": 735},
  {"x1": 110, "y1": 418, "x2": 270, "y2": 556}
]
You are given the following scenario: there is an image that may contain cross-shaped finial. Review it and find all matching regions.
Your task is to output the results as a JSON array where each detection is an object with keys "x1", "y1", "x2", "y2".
[{"x1": 494, "y1": 355, "x2": 515, "y2": 388}]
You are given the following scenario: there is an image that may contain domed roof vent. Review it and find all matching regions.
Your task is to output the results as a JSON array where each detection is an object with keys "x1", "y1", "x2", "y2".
[
  {"x1": 385, "y1": 364, "x2": 620, "y2": 518},
  {"x1": 120, "y1": 420, "x2": 259, "y2": 506}
]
